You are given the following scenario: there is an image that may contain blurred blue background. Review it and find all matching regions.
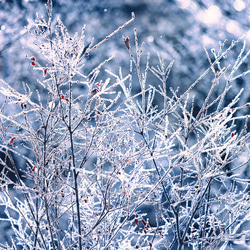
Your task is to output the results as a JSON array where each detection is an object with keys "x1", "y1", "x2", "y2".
[{"x1": 1, "y1": 0, "x2": 250, "y2": 95}]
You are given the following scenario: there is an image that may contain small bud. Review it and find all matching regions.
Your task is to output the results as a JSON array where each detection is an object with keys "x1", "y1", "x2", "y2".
[
  {"x1": 91, "y1": 88, "x2": 99, "y2": 95},
  {"x1": 125, "y1": 37, "x2": 130, "y2": 50},
  {"x1": 43, "y1": 68, "x2": 47, "y2": 77},
  {"x1": 21, "y1": 103, "x2": 27, "y2": 109}
]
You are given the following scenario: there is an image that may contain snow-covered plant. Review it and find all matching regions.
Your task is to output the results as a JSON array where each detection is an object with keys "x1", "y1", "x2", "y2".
[{"x1": 0, "y1": 1, "x2": 249, "y2": 249}]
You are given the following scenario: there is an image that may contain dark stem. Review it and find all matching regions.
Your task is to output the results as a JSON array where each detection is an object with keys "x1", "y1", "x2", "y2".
[
  {"x1": 180, "y1": 178, "x2": 213, "y2": 249},
  {"x1": 140, "y1": 131, "x2": 182, "y2": 246},
  {"x1": 68, "y1": 80, "x2": 82, "y2": 250},
  {"x1": 43, "y1": 125, "x2": 56, "y2": 250}
]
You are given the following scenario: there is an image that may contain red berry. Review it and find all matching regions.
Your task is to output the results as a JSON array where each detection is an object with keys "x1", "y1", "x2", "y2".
[
  {"x1": 135, "y1": 219, "x2": 139, "y2": 226},
  {"x1": 10, "y1": 137, "x2": 16, "y2": 145},
  {"x1": 31, "y1": 166, "x2": 36, "y2": 173}
]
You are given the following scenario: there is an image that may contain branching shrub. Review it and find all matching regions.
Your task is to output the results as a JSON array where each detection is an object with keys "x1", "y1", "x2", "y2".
[{"x1": 0, "y1": 1, "x2": 250, "y2": 249}]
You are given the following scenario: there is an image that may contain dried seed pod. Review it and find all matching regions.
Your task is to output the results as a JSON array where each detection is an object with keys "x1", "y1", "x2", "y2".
[{"x1": 124, "y1": 37, "x2": 130, "y2": 50}]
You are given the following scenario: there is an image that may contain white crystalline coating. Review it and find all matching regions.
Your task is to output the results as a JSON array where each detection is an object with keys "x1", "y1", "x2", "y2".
[
  {"x1": 1, "y1": 1, "x2": 250, "y2": 249},
  {"x1": 48, "y1": 100, "x2": 55, "y2": 109}
]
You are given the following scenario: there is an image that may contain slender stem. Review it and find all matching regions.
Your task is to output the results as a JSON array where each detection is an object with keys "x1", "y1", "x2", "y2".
[
  {"x1": 4, "y1": 149, "x2": 46, "y2": 249},
  {"x1": 201, "y1": 182, "x2": 211, "y2": 248},
  {"x1": 140, "y1": 132, "x2": 182, "y2": 245},
  {"x1": 180, "y1": 178, "x2": 213, "y2": 248},
  {"x1": 43, "y1": 125, "x2": 56, "y2": 250},
  {"x1": 72, "y1": 167, "x2": 82, "y2": 249},
  {"x1": 104, "y1": 163, "x2": 174, "y2": 249},
  {"x1": 68, "y1": 80, "x2": 82, "y2": 250}
]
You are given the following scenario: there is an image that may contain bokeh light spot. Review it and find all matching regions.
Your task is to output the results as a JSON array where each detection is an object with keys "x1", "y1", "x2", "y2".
[
  {"x1": 176, "y1": 0, "x2": 191, "y2": 9},
  {"x1": 198, "y1": 5, "x2": 222, "y2": 25},
  {"x1": 147, "y1": 36, "x2": 154, "y2": 43},
  {"x1": 233, "y1": 0, "x2": 246, "y2": 12},
  {"x1": 226, "y1": 20, "x2": 242, "y2": 37}
]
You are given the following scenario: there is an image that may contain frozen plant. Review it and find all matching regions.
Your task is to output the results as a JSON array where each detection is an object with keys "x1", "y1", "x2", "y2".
[{"x1": 0, "y1": 1, "x2": 250, "y2": 249}]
